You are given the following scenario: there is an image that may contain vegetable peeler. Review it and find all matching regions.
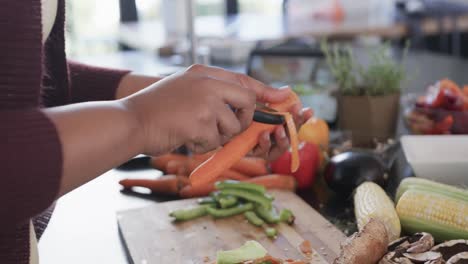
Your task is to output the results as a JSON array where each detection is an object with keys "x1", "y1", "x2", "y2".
[{"x1": 253, "y1": 102, "x2": 285, "y2": 125}]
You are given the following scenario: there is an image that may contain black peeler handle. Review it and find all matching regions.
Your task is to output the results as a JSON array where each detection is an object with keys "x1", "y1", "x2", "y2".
[{"x1": 253, "y1": 110, "x2": 285, "y2": 125}]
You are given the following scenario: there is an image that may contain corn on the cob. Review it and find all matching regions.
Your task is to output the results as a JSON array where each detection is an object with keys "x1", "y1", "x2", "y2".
[
  {"x1": 354, "y1": 182, "x2": 401, "y2": 242},
  {"x1": 396, "y1": 189, "x2": 468, "y2": 242},
  {"x1": 396, "y1": 177, "x2": 468, "y2": 203}
]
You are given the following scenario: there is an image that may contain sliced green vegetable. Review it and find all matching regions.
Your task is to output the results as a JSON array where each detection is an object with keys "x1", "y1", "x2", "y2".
[
  {"x1": 264, "y1": 193, "x2": 275, "y2": 201},
  {"x1": 279, "y1": 209, "x2": 295, "y2": 225},
  {"x1": 169, "y1": 205, "x2": 209, "y2": 221},
  {"x1": 216, "y1": 240, "x2": 268, "y2": 264},
  {"x1": 219, "y1": 195, "x2": 238, "y2": 209},
  {"x1": 216, "y1": 180, "x2": 266, "y2": 194},
  {"x1": 220, "y1": 189, "x2": 272, "y2": 209},
  {"x1": 206, "y1": 203, "x2": 254, "y2": 219},
  {"x1": 264, "y1": 227, "x2": 277, "y2": 238},
  {"x1": 197, "y1": 197, "x2": 217, "y2": 205},
  {"x1": 244, "y1": 211, "x2": 265, "y2": 227},
  {"x1": 255, "y1": 204, "x2": 280, "y2": 224}
]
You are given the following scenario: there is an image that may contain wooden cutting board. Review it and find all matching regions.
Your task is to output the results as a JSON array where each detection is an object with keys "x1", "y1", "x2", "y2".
[{"x1": 117, "y1": 190, "x2": 346, "y2": 264}]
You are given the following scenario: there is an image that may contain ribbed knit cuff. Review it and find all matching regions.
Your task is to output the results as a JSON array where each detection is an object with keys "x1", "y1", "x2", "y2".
[
  {"x1": 1, "y1": 109, "x2": 62, "y2": 228},
  {"x1": 68, "y1": 61, "x2": 131, "y2": 103},
  {"x1": 0, "y1": 220, "x2": 30, "y2": 264}
]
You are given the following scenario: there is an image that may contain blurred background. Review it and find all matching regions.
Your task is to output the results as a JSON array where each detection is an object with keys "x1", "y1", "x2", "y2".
[
  {"x1": 66, "y1": 0, "x2": 468, "y2": 59},
  {"x1": 66, "y1": 0, "x2": 468, "y2": 134}
]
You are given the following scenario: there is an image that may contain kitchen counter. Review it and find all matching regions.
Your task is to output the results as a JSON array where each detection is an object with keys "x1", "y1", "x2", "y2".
[{"x1": 39, "y1": 49, "x2": 468, "y2": 263}]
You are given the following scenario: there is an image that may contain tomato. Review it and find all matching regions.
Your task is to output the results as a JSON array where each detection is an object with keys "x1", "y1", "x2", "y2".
[{"x1": 269, "y1": 142, "x2": 320, "y2": 189}]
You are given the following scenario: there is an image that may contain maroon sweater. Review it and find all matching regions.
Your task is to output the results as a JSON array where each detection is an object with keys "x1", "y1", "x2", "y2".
[{"x1": 1, "y1": 1, "x2": 130, "y2": 263}]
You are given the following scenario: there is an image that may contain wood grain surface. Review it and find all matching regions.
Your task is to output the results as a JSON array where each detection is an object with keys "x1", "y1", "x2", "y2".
[{"x1": 117, "y1": 190, "x2": 346, "y2": 264}]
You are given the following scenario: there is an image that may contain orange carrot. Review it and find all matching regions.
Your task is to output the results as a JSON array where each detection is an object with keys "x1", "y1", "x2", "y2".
[
  {"x1": 119, "y1": 175, "x2": 189, "y2": 195},
  {"x1": 185, "y1": 158, "x2": 252, "y2": 180},
  {"x1": 246, "y1": 174, "x2": 297, "y2": 191},
  {"x1": 221, "y1": 169, "x2": 250, "y2": 181},
  {"x1": 190, "y1": 91, "x2": 301, "y2": 187},
  {"x1": 186, "y1": 158, "x2": 204, "y2": 172},
  {"x1": 179, "y1": 183, "x2": 216, "y2": 198},
  {"x1": 165, "y1": 160, "x2": 188, "y2": 175},
  {"x1": 230, "y1": 157, "x2": 268, "y2": 177},
  {"x1": 192, "y1": 149, "x2": 218, "y2": 161},
  {"x1": 180, "y1": 170, "x2": 248, "y2": 198},
  {"x1": 150, "y1": 154, "x2": 188, "y2": 171}
]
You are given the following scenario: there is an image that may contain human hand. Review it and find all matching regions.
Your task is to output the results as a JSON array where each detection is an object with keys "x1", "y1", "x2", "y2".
[
  {"x1": 250, "y1": 106, "x2": 314, "y2": 161},
  {"x1": 122, "y1": 64, "x2": 292, "y2": 156}
]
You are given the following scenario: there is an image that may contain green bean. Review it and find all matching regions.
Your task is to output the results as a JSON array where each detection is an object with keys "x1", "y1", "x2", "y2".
[
  {"x1": 197, "y1": 197, "x2": 216, "y2": 205},
  {"x1": 206, "y1": 203, "x2": 253, "y2": 218},
  {"x1": 169, "y1": 205, "x2": 209, "y2": 221},
  {"x1": 264, "y1": 193, "x2": 275, "y2": 201},
  {"x1": 219, "y1": 189, "x2": 272, "y2": 209},
  {"x1": 264, "y1": 227, "x2": 277, "y2": 238},
  {"x1": 255, "y1": 204, "x2": 280, "y2": 224},
  {"x1": 279, "y1": 209, "x2": 295, "y2": 225},
  {"x1": 215, "y1": 180, "x2": 266, "y2": 194},
  {"x1": 244, "y1": 211, "x2": 265, "y2": 227},
  {"x1": 219, "y1": 195, "x2": 238, "y2": 209}
]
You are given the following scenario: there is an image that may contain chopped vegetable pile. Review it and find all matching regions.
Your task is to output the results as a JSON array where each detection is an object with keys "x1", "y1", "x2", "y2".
[{"x1": 169, "y1": 180, "x2": 295, "y2": 239}]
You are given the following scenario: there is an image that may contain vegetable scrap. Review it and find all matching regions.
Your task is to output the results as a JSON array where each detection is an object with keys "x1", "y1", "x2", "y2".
[
  {"x1": 299, "y1": 240, "x2": 313, "y2": 256},
  {"x1": 216, "y1": 240, "x2": 310, "y2": 264}
]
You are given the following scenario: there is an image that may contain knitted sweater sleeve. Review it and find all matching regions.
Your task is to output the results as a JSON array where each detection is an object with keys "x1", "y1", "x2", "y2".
[
  {"x1": 0, "y1": 2, "x2": 63, "y2": 229},
  {"x1": 68, "y1": 61, "x2": 131, "y2": 103}
]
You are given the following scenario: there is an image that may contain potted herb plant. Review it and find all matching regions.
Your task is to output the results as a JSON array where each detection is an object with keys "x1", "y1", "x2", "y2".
[{"x1": 321, "y1": 41, "x2": 408, "y2": 147}]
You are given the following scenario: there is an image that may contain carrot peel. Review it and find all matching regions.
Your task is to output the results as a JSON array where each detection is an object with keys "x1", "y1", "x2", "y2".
[{"x1": 280, "y1": 112, "x2": 299, "y2": 172}]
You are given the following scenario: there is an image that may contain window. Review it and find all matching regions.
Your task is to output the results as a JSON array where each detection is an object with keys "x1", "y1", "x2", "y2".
[{"x1": 66, "y1": 0, "x2": 284, "y2": 57}]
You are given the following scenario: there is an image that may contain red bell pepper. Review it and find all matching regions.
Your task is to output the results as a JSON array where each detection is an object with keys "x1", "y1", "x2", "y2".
[{"x1": 269, "y1": 142, "x2": 320, "y2": 189}]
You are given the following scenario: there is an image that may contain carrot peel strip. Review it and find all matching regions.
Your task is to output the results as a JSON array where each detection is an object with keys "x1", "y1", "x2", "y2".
[{"x1": 279, "y1": 112, "x2": 299, "y2": 172}]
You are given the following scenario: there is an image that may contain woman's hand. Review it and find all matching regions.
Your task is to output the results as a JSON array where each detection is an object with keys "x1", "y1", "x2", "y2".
[
  {"x1": 122, "y1": 64, "x2": 292, "y2": 156},
  {"x1": 251, "y1": 106, "x2": 314, "y2": 161}
]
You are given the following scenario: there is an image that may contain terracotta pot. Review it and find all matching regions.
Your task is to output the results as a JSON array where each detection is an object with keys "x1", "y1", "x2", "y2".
[{"x1": 338, "y1": 93, "x2": 400, "y2": 147}]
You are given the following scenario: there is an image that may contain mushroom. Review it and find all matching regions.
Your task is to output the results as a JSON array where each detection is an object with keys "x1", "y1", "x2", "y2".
[
  {"x1": 389, "y1": 237, "x2": 410, "y2": 251},
  {"x1": 424, "y1": 258, "x2": 445, "y2": 264},
  {"x1": 403, "y1": 251, "x2": 443, "y2": 263},
  {"x1": 446, "y1": 252, "x2": 468, "y2": 264},
  {"x1": 379, "y1": 254, "x2": 415, "y2": 264},
  {"x1": 379, "y1": 252, "x2": 397, "y2": 264},
  {"x1": 407, "y1": 233, "x2": 435, "y2": 253},
  {"x1": 394, "y1": 257, "x2": 414, "y2": 264},
  {"x1": 432, "y1": 240, "x2": 468, "y2": 261}
]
